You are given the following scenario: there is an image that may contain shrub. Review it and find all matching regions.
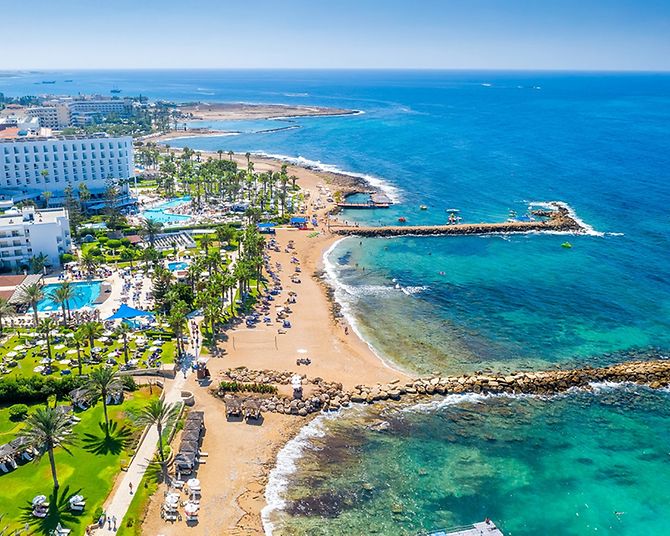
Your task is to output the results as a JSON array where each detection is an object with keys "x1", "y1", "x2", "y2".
[
  {"x1": 218, "y1": 381, "x2": 277, "y2": 395},
  {"x1": 107, "y1": 239, "x2": 123, "y2": 250},
  {"x1": 88, "y1": 247, "x2": 102, "y2": 257},
  {"x1": 60, "y1": 253, "x2": 75, "y2": 264},
  {"x1": 8, "y1": 403, "x2": 28, "y2": 421},
  {"x1": 0, "y1": 375, "x2": 86, "y2": 404},
  {"x1": 121, "y1": 375, "x2": 138, "y2": 391}
]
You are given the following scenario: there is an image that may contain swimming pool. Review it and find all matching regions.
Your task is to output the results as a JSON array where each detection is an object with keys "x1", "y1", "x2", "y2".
[
  {"x1": 140, "y1": 196, "x2": 192, "y2": 224},
  {"x1": 167, "y1": 261, "x2": 189, "y2": 272},
  {"x1": 37, "y1": 281, "x2": 103, "y2": 312}
]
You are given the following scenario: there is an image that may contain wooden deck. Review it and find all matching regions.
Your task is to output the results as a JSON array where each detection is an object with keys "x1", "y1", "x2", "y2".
[{"x1": 427, "y1": 520, "x2": 504, "y2": 536}]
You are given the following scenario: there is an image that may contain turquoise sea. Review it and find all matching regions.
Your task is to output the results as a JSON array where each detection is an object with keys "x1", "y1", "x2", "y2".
[{"x1": 3, "y1": 70, "x2": 670, "y2": 534}]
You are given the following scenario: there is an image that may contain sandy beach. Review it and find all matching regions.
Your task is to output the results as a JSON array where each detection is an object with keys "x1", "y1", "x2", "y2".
[
  {"x1": 177, "y1": 102, "x2": 358, "y2": 121},
  {"x1": 140, "y1": 152, "x2": 407, "y2": 535}
]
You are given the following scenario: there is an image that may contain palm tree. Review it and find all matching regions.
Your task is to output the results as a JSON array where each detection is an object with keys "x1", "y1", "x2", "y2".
[
  {"x1": 80, "y1": 321, "x2": 103, "y2": 358},
  {"x1": 79, "y1": 250, "x2": 99, "y2": 277},
  {"x1": 38, "y1": 317, "x2": 58, "y2": 364},
  {"x1": 115, "y1": 322, "x2": 133, "y2": 364},
  {"x1": 50, "y1": 281, "x2": 75, "y2": 325},
  {"x1": 227, "y1": 150, "x2": 234, "y2": 161},
  {"x1": 18, "y1": 406, "x2": 75, "y2": 489},
  {"x1": 41, "y1": 189, "x2": 52, "y2": 208},
  {"x1": 72, "y1": 329, "x2": 87, "y2": 375},
  {"x1": 217, "y1": 149, "x2": 223, "y2": 161},
  {"x1": 0, "y1": 298, "x2": 15, "y2": 332},
  {"x1": 30, "y1": 253, "x2": 49, "y2": 275},
  {"x1": 141, "y1": 218, "x2": 164, "y2": 248},
  {"x1": 200, "y1": 235, "x2": 212, "y2": 255},
  {"x1": 135, "y1": 399, "x2": 179, "y2": 480},
  {"x1": 19, "y1": 282, "x2": 43, "y2": 326},
  {"x1": 86, "y1": 366, "x2": 123, "y2": 435}
]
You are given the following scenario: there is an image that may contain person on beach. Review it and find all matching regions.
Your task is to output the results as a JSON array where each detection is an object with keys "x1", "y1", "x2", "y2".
[
  {"x1": 344, "y1": 326, "x2": 349, "y2": 335},
  {"x1": 129, "y1": 482, "x2": 133, "y2": 494}
]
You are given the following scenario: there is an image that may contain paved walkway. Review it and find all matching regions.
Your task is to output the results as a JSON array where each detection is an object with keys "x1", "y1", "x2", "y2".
[
  {"x1": 97, "y1": 322, "x2": 204, "y2": 534},
  {"x1": 97, "y1": 371, "x2": 188, "y2": 534}
]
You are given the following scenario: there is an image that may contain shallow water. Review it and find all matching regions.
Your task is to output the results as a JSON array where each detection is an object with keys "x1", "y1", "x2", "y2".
[{"x1": 268, "y1": 385, "x2": 670, "y2": 536}]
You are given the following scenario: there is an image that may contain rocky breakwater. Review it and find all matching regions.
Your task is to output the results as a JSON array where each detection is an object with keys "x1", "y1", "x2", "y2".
[
  {"x1": 215, "y1": 360, "x2": 670, "y2": 417},
  {"x1": 218, "y1": 367, "x2": 351, "y2": 416},
  {"x1": 329, "y1": 203, "x2": 584, "y2": 237}
]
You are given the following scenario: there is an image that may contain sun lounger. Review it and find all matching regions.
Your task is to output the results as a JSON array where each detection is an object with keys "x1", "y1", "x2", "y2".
[{"x1": 54, "y1": 523, "x2": 71, "y2": 535}]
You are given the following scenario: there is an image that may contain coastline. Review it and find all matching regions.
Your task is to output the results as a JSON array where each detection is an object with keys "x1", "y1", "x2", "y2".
[{"x1": 141, "y1": 149, "x2": 408, "y2": 536}]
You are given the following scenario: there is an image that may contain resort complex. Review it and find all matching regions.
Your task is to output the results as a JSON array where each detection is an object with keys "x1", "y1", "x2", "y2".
[{"x1": 1, "y1": 2, "x2": 668, "y2": 530}]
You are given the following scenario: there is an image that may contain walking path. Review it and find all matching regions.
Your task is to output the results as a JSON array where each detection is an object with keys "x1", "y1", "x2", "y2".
[{"x1": 97, "y1": 321, "x2": 203, "y2": 534}]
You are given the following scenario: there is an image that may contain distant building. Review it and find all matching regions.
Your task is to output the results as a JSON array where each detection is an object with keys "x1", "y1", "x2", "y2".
[
  {"x1": 68, "y1": 98, "x2": 133, "y2": 126},
  {"x1": 0, "y1": 133, "x2": 133, "y2": 203},
  {"x1": 25, "y1": 105, "x2": 70, "y2": 129},
  {"x1": 0, "y1": 206, "x2": 71, "y2": 271}
]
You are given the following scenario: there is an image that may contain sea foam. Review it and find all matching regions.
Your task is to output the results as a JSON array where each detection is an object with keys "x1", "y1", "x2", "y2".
[{"x1": 252, "y1": 151, "x2": 401, "y2": 203}]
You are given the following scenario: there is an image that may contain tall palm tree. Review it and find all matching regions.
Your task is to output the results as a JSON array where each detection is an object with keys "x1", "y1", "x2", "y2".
[
  {"x1": 86, "y1": 366, "x2": 123, "y2": 435},
  {"x1": 38, "y1": 317, "x2": 58, "y2": 364},
  {"x1": 79, "y1": 250, "x2": 99, "y2": 277},
  {"x1": 19, "y1": 282, "x2": 43, "y2": 326},
  {"x1": 29, "y1": 253, "x2": 49, "y2": 275},
  {"x1": 135, "y1": 399, "x2": 180, "y2": 480},
  {"x1": 115, "y1": 322, "x2": 133, "y2": 364},
  {"x1": 18, "y1": 406, "x2": 75, "y2": 490},
  {"x1": 0, "y1": 298, "x2": 15, "y2": 332},
  {"x1": 80, "y1": 321, "x2": 103, "y2": 358},
  {"x1": 200, "y1": 235, "x2": 212, "y2": 255},
  {"x1": 141, "y1": 218, "x2": 164, "y2": 248},
  {"x1": 50, "y1": 281, "x2": 75, "y2": 325},
  {"x1": 227, "y1": 150, "x2": 234, "y2": 161},
  {"x1": 72, "y1": 328, "x2": 87, "y2": 375}
]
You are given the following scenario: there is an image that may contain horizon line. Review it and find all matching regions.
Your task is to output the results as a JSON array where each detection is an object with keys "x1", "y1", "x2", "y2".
[{"x1": 2, "y1": 67, "x2": 670, "y2": 74}]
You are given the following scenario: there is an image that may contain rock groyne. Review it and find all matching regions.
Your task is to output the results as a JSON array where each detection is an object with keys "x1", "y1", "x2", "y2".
[
  {"x1": 215, "y1": 359, "x2": 670, "y2": 417},
  {"x1": 330, "y1": 204, "x2": 584, "y2": 237}
]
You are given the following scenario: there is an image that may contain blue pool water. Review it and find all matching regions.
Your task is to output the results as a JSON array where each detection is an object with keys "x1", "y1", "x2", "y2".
[
  {"x1": 37, "y1": 281, "x2": 103, "y2": 312},
  {"x1": 167, "y1": 261, "x2": 188, "y2": 271},
  {"x1": 141, "y1": 196, "x2": 192, "y2": 224}
]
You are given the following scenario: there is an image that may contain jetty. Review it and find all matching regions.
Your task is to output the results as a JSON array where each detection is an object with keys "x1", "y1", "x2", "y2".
[
  {"x1": 217, "y1": 358, "x2": 670, "y2": 417},
  {"x1": 426, "y1": 521, "x2": 504, "y2": 536},
  {"x1": 330, "y1": 204, "x2": 584, "y2": 237},
  {"x1": 336, "y1": 192, "x2": 393, "y2": 209}
]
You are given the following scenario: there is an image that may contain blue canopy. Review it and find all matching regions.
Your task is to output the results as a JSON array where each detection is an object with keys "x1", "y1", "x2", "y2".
[
  {"x1": 257, "y1": 222, "x2": 277, "y2": 229},
  {"x1": 105, "y1": 303, "x2": 155, "y2": 321},
  {"x1": 290, "y1": 217, "x2": 307, "y2": 224}
]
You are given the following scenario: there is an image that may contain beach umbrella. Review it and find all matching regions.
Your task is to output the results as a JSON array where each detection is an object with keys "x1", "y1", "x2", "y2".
[
  {"x1": 32, "y1": 495, "x2": 47, "y2": 506},
  {"x1": 6, "y1": 351, "x2": 17, "y2": 358},
  {"x1": 14, "y1": 345, "x2": 25, "y2": 351},
  {"x1": 33, "y1": 366, "x2": 45, "y2": 373},
  {"x1": 67, "y1": 349, "x2": 78, "y2": 355},
  {"x1": 54, "y1": 344, "x2": 66, "y2": 350},
  {"x1": 59, "y1": 359, "x2": 70, "y2": 365},
  {"x1": 186, "y1": 478, "x2": 200, "y2": 488},
  {"x1": 40, "y1": 358, "x2": 51, "y2": 364},
  {"x1": 184, "y1": 502, "x2": 199, "y2": 516}
]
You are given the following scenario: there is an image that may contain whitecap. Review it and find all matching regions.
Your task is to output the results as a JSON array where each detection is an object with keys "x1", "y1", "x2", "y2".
[
  {"x1": 527, "y1": 200, "x2": 606, "y2": 237},
  {"x1": 261, "y1": 413, "x2": 336, "y2": 535},
  {"x1": 252, "y1": 151, "x2": 401, "y2": 202}
]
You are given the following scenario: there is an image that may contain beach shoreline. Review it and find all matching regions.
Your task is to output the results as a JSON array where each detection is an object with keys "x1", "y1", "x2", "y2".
[{"x1": 140, "y1": 150, "x2": 407, "y2": 536}]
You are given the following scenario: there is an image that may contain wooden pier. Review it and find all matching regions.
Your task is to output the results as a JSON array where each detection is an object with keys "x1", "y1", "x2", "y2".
[
  {"x1": 330, "y1": 205, "x2": 583, "y2": 237},
  {"x1": 426, "y1": 520, "x2": 504, "y2": 536}
]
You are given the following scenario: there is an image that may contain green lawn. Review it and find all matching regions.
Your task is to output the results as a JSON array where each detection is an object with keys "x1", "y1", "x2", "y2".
[
  {"x1": 0, "y1": 331, "x2": 176, "y2": 380},
  {"x1": 0, "y1": 386, "x2": 159, "y2": 535}
]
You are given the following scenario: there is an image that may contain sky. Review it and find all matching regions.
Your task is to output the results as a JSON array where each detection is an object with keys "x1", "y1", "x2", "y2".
[{"x1": 2, "y1": 0, "x2": 669, "y2": 71}]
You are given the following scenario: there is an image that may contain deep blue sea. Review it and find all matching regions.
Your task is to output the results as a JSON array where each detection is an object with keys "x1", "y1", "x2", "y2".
[{"x1": 3, "y1": 70, "x2": 670, "y2": 534}]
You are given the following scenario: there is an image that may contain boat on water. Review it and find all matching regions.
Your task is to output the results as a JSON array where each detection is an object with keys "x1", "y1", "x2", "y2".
[
  {"x1": 111, "y1": 88, "x2": 122, "y2": 93},
  {"x1": 64, "y1": 79, "x2": 73, "y2": 82},
  {"x1": 398, "y1": 217, "x2": 407, "y2": 223},
  {"x1": 446, "y1": 209, "x2": 461, "y2": 225},
  {"x1": 562, "y1": 242, "x2": 572, "y2": 248},
  {"x1": 41, "y1": 80, "x2": 56, "y2": 84},
  {"x1": 420, "y1": 205, "x2": 428, "y2": 210}
]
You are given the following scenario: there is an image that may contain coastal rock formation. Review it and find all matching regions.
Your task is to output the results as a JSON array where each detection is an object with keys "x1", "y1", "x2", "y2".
[{"x1": 214, "y1": 360, "x2": 670, "y2": 418}]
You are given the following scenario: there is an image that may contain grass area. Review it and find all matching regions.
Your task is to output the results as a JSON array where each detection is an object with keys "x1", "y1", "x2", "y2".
[
  {"x1": 0, "y1": 330, "x2": 177, "y2": 380},
  {"x1": 0, "y1": 386, "x2": 159, "y2": 535}
]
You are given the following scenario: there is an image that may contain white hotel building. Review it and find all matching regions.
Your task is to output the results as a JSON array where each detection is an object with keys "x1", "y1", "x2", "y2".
[
  {"x1": 0, "y1": 133, "x2": 134, "y2": 203},
  {"x1": 0, "y1": 207, "x2": 71, "y2": 270}
]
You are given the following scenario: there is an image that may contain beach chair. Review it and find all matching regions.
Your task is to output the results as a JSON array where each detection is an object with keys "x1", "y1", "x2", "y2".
[{"x1": 53, "y1": 523, "x2": 71, "y2": 536}]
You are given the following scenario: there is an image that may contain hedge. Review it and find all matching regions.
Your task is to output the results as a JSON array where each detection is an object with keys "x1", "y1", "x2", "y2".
[{"x1": 0, "y1": 375, "x2": 87, "y2": 405}]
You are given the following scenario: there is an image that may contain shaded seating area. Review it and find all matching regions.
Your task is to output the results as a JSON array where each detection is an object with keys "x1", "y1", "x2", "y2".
[
  {"x1": 175, "y1": 412, "x2": 205, "y2": 478},
  {"x1": 0, "y1": 437, "x2": 36, "y2": 473}
]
